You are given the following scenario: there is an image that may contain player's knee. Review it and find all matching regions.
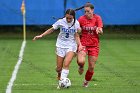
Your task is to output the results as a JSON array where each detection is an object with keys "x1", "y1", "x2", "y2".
[
  {"x1": 77, "y1": 60, "x2": 85, "y2": 66},
  {"x1": 63, "y1": 63, "x2": 70, "y2": 69},
  {"x1": 78, "y1": 62, "x2": 85, "y2": 67},
  {"x1": 92, "y1": 56, "x2": 98, "y2": 62}
]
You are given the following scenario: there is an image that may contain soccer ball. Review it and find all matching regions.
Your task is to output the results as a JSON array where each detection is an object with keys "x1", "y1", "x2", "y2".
[{"x1": 59, "y1": 78, "x2": 71, "y2": 88}]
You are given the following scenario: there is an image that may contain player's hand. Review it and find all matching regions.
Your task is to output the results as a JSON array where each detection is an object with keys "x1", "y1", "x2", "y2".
[
  {"x1": 78, "y1": 45, "x2": 85, "y2": 52},
  {"x1": 33, "y1": 35, "x2": 42, "y2": 41},
  {"x1": 96, "y1": 27, "x2": 103, "y2": 35}
]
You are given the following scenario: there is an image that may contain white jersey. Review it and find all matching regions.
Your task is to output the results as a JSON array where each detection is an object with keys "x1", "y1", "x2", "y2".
[{"x1": 52, "y1": 18, "x2": 80, "y2": 48}]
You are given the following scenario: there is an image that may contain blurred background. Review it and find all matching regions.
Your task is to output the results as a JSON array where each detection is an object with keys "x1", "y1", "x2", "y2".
[
  {"x1": 0, "y1": 0, "x2": 140, "y2": 25},
  {"x1": 0, "y1": 0, "x2": 140, "y2": 37}
]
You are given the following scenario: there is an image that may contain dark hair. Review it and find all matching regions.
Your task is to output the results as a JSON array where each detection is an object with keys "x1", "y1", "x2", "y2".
[
  {"x1": 65, "y1": 9, "x2": 76, "y2": 28},
  {"x1": 65, "y1": 3, "x2": 94, "y2": 27},
  {"x1": 54, "y1": 2, "x2": 94, "y2": 27},
  {"x1": 74, "y1": 2, "x2": 94, "y2": 11},
  {"x1": 84, "y1": 2, "x2": 94, "y2": 9}
]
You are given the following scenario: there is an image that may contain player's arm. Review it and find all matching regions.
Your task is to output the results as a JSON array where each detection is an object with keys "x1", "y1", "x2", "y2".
[
  {"x1": 74, "y1": 28, "x2": 83, "y2": 51},
  {"x1": 33, "y1": 27, "x2": 55, "y2": 41},
  {"x1": 77, "y1": 27, "x2": 82, "y2": 34},
  {"x1": 75, "y1": 28, "x2": 81, "y2": 45},
  {"x1": 96, "y1": 15, "x2": 103, "y2": 35},
  {"x1": 75, "y1": 33, "x2": 80, "y2": 45}
]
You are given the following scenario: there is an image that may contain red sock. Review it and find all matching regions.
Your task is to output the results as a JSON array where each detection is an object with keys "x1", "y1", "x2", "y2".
[{"x1": 85, "y1": 70, "x2": 94, "y2": 81}]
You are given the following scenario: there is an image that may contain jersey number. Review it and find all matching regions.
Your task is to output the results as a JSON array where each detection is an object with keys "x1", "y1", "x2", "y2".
[{"x1": 65, "y1": 33, "x2": 69, "y2": 38}]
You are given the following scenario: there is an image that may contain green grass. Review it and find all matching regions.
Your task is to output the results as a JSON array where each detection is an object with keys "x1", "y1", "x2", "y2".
[
  {"x1": 0, "y1": 39, "x2": 22, "y2": 93},
  {"x1": 0, "y1": 33, "x2": 140, "y2": 93}
]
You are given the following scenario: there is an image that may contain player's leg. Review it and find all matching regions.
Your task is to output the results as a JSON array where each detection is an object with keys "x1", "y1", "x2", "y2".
[
  {"x1": 56, "y1": 55, "x2": 64, "y2": 80},
  {"x1": 56, "y1": 55, "x2": 64, "y2": 89},
  {"x1": 83, "y1": 56, "x2": 97, "y2": 87},
  {"x1": 55, "y1": 47, "x2": 65, "y2": 80},
  {"x1": 77, "y1": 48, "x2": 87, "y2": 75},
  {"x1": 83, "y1": 46, "x2": 99, "y2": 87},
  {"x1": 60, "y1": 51, "x2": 75, "y2": 79}
]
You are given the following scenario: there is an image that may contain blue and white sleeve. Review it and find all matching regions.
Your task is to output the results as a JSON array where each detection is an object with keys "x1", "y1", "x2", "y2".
[{"x1": 52, "y1": 19, "x2": 61, "y2": 30}]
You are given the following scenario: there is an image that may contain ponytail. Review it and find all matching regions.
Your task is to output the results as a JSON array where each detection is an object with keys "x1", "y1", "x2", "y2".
[
  {"x1": 74, "y1": 2, "x2": 94, "y2": 11},
  {"x1": 53, "y1": 2, "x2": 93, "y2": 28},
  {"x1": 74, "y1": 6, "x2": 84, "y2": 11}
]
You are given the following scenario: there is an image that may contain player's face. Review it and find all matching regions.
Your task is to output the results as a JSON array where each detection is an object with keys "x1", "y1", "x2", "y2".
[
  {"x1": 84, "y1": 7, "x2": 94, "y2": 19},
  {"x1": 65, "y1": 14, "x2": 74, "y2": 23}
]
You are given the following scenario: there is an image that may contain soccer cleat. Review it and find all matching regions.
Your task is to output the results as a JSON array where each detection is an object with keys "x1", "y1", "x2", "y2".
[
  {"x1": 78, "y1": 67, "x2": 84, "y2": 75},
  {"x1": 83, "y1": 80, "x2": 89, "y2": 87},
  {"x1": 57, "y1": 85, "x2": 60, "y2": 89}
]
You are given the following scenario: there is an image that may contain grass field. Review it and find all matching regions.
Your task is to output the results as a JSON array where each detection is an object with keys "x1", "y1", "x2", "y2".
[{"x1": 0, "y1": 32, "x2": 140, "y2": 93}]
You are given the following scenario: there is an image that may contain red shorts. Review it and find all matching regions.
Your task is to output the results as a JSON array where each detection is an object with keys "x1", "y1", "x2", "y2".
[{"x1": 82, "y1": 46, "x2": 99, "y2": 57}]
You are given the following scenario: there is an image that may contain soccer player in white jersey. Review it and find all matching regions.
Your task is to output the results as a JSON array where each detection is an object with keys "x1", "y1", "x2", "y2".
[{"x1": 33, "y1": 9, "x2": 82, "y2": 81}]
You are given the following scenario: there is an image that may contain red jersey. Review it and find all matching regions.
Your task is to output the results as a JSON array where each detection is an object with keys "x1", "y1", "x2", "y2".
[{"x1": 78, "y1": 14, "x2": 103, "y2": 46}]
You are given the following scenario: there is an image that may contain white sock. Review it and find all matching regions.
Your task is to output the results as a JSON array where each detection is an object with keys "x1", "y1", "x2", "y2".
[{"x1": 60, "y1": 69, "x2": 69, "y2": 79}]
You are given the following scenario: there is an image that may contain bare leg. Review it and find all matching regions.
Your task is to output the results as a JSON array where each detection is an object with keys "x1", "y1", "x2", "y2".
[
  {"x1": 56, "y1": 55, "x2": 64, "y2": 80},
  {"x1": 83, "y1": 56, "x2": 98, "y2": 87},
  {"x1": 60, "y1": 51, "x2": 75, "y2": 79},
  {"x1": 77, "y1": 51, "x2": 86, "y2": 75},
  {"x1": 88, "y1": 56, "x2": 98, "y2": 71}
]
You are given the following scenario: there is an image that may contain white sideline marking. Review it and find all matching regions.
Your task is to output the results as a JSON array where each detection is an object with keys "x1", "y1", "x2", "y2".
[{"x1": 6, "y1": 41, "x2": 26, "y2": 93}]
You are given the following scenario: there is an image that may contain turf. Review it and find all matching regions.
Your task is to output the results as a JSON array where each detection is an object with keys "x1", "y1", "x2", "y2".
[
  {"x1": 0, "y1": 33, "x2": 140, "y2": 93},
  {"x1": 0, "y1": 39, "x2": 22, "y2": 93}
]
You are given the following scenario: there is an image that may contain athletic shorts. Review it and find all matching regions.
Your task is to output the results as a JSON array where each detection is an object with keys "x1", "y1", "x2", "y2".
[
  {"x1": 82, "y1": 46, "x2": 99, "y2": 57},
  {"x1": 56, "y1": 46, "x2": 77, "y2": 57}
]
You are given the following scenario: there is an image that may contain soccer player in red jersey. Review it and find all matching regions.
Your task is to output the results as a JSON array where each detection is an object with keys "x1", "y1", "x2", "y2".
[{"x1": 77, "y1": 2, "x2": 103, "y2": 87}]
